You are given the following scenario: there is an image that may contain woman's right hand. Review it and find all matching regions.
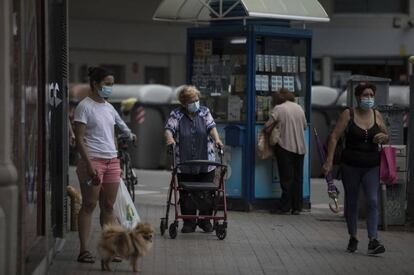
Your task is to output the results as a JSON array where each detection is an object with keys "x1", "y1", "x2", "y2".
[
  {"x1": 322, "y1": 160, "x2": 332, "y2": 175},
  {"x1": 69, "y1": 133, "x2": 76, "y2": 147},
  {"x1": 86, "y1": 163, "x2": 97, "y2": 178},
  {"x1": 166, "y1": 139, "x2": 175, "y2": 146}
]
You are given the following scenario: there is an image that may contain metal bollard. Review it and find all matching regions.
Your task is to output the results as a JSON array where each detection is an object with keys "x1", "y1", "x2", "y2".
[{"x1": 66, "y1": 185, "x2": 82, "y2": 231}]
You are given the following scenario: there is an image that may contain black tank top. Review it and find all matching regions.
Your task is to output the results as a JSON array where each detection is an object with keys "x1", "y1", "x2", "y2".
[{"x1": 342, "y1": 109, "x2": 381, "y2": 167}]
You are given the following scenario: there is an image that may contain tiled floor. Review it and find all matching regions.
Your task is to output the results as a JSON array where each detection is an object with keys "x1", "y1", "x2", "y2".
[{"x1": 48, "y1": 168, "x2": 414, "y2": 275}]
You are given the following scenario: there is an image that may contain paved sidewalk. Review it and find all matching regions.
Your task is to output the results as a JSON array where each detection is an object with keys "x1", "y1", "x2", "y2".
[{"x1": 48, "y1": 168, "x2": 414, "y2": 275}]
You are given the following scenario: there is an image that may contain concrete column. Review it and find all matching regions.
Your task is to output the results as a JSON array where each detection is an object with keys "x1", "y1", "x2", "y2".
[
  {"x1": 169, "y1": 54, "x2": 186, "y2": 86},
  {"x1": 408, "y1": 56, "x2": 414, "y2": 225},
  {"x1": 0, "y1": 0, "x2": 19, "y2": 274},
  {"x1": 322, "y1": 56, "x2": 332, "y2": 87},
  {"x1": 410, "y1": 0, "x2": 414, "y2": 17}
]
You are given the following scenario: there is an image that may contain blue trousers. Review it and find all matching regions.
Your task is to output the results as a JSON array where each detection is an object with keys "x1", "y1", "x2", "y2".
[{"x1": 341, "y1": 164, "x2": 380, "y2": 238}]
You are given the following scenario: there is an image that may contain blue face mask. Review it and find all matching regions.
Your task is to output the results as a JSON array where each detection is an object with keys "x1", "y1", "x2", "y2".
[
  {"x1": 187, "y1": 100, "x2": 200, "y2": 113},
  {"x1": 360, "y1": 97, "x2": 375, "y2": 109},
  {"x1": 98, "y1": 85, "x2": 113, "y2": 98}
]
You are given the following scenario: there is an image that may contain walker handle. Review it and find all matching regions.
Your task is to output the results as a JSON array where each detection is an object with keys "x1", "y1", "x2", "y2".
[
  {"x1": 167, "y1": 143, "x2": 177, "y2": 169},
  {"x1": 216, "y1": 144, "x2": 224, "y2": 164}
]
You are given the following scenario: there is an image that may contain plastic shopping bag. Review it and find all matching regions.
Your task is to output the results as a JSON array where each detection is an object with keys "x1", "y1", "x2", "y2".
[{"x1": 113, "y1": 178, "x2": 140, "y2": 229}]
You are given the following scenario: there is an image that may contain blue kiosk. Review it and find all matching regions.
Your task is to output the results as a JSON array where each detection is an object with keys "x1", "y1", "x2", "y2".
[{"x1": 154, "y1": 0, "x2": 329, "y2": 210}]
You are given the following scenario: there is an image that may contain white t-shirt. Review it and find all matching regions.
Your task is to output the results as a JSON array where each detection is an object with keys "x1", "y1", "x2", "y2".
[{"x1": 74, "y1": 97, "x2": 118, "y2": 159}]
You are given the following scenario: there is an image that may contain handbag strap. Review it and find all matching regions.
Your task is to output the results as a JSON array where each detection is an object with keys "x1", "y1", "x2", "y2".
[
  {"x1": 349, "y1": 107, "x2": 354, "y2": 120},
  {"x1": 338, "y1": 107, "x2": 353, "y2": 148}
]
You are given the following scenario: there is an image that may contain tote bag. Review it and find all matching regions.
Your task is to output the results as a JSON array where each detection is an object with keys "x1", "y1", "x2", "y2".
[
  {"x1": 257, "y1": 129, "x2": 273, "y2": 159},
  {"x1": 269, "y1": 124, "x2": 280, "y2": 146},
  {"x1": 268, "y1": 111, "x2": 280, "y2": 146},
  {"x1": 380, "y1": 146, "x2": 397, "y2": 184}
]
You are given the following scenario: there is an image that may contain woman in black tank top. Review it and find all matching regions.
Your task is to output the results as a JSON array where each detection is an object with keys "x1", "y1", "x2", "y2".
[
  {"x1": 341, "y1": 108, "x2": 382, "y2": 167},
  {"x1": 322, "y1": 82, "x2": 389, "y2": 255}
]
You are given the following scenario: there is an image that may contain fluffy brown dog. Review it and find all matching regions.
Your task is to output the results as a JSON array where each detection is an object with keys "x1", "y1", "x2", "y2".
[{"x1": 97, "y1": 222, "x2": 155, "y2": 272}]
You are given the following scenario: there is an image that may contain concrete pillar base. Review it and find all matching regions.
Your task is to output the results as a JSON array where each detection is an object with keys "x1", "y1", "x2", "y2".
[
  {"x1": 407, "y1": 200, "x2": 414, "y2": 226},
  {"x1": 0, "y1": 185, "x2": 18, "y2": 275}
]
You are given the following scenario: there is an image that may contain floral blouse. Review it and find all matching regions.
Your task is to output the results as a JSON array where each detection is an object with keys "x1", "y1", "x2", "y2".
[{"x1": 165, "y1": 106, "x2": 216, "y2": 173}]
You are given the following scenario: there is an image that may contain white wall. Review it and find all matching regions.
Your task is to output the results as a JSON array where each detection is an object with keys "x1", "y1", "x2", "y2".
[
  {"x1": 69, "y1": 0, "x2": 161, "y2": 22},
  {"x1": 69, "y1": 0, "x2": 188, "y2": 85},
  {"x1": 69, "y1": 19, "x2": 187, "y2": 54},
  {"x1": 310, "y1": 0, "x2": 414, "y2": 58},
  {"x1": 69, "y1": 47, "x2": 186, "y2": 85},
  {"x1": 69, "y1": 0, "x2": 414, "y2": 85},
  {"x1": 310, "y1": 15, "x2": 414, "y2": 58}
]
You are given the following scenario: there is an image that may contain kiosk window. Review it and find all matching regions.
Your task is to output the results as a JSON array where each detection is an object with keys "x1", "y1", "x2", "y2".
[
  {"x1": 190, "y1": 37, "x2": 247, "y2": 123},
  {"x1": 255, "y1": 37, "x2": 308, "y2": 122}
]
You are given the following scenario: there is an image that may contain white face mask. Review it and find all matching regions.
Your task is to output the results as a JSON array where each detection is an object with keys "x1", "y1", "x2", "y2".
[{"x1": 187, "y1": 100, "x2": 200, "y2": 113}]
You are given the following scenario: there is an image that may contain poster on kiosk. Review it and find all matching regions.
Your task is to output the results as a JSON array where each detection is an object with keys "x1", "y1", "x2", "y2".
[{"x1": 153, "y1": 0, "x2": 330, "y2": 211}]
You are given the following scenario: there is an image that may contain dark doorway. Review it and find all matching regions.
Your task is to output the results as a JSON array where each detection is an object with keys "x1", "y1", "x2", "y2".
[
  {"x1": 100, "y1": 64, "x2": 126, "y2": 84},
  {"x1": 145, "y1": 66, "x2": 169, "y2": 85}
]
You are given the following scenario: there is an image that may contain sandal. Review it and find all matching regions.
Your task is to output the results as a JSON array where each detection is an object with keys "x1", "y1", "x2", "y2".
[
  {"x1": 77, "y1": 251, "x2": 95, "y2": 263},
  {"x1": 112, "y1": 255, "x2": 122, "y2": 262}
]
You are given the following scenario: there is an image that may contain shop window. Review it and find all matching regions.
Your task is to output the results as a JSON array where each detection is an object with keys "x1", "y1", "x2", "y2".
[
  {"x1": 333, "y1": 58, "x2": 407, "y2": 87},
  {"x1": 145, "y1": 66, "x2": 170, "y2": 85},
  {"x1": 334, "y1": 0, "x2": 408, "y2": 14},
  {"x1": 100, "y1": 64, "x2": 126, "y2": 84},
  {"x1": 79, "y1": 64, "x2": 89, "y2": 83},
  {"x1": 78, "y1": 64, "x2": 126, "y2": 84},
  {"x1": 312, "y1": 59, "x2": 322, "y2": 85}
]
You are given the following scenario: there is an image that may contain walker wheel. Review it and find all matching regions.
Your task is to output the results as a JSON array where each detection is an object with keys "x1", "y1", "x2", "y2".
[
  {"x1": 160, "y1": 218, "x2": 167, "y2": 236},
  {"x1": 213, "y1": 221, "x2": 219, "y2": 231},
  {"x1": 216, "y1": 225, "x2": 227, "y2": 240},
  {"x1": 169, "y1": 222, "x2": 178, "y2": 239}
]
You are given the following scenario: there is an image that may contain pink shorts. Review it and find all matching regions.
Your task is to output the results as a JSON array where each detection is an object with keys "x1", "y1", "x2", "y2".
[{"x1": 76, "y1": 157, "x2": 121, "y2": 185}]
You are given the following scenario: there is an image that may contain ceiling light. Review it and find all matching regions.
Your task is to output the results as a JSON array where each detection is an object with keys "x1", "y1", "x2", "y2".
[{"x1": 230, "y1": 37, "x2": 247, "y2": 44}]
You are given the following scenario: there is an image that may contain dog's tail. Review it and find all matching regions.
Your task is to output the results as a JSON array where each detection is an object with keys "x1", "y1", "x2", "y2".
[{"x1": 102, "y1": 223, "x2": 125, "y2": 233}]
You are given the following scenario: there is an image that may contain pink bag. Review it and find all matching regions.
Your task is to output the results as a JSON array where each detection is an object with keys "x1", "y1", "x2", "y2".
[{"x1": 380, "y1": 146, "x2": 397, "y2": 184}]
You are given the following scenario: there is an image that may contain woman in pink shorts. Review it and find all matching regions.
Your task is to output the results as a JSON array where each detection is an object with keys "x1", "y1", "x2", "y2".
[{"x1": 74, "y1": 66, "x2": 122, "y2": 263}]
